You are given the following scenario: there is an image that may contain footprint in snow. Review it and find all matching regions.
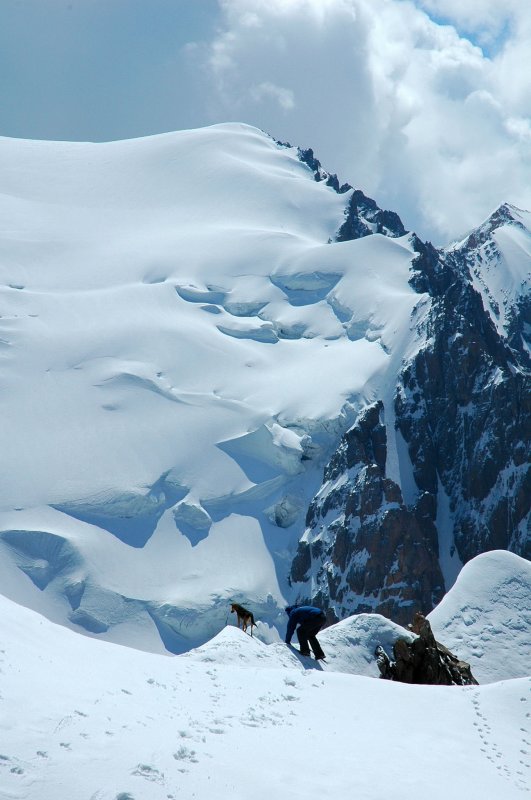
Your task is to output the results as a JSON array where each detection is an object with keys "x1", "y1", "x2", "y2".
[
  {"x1": 0, "y1": 756, "x2": 26, "y2": 776},
  {"x1": 132, "y1": 764, "x2": 164, "y2": 783},
  {"x1": 173, "y1": 746, "x2": 198, "y2": 763},
  {"x1": 146, "y1": 678, "x2": 167, "y2": 689}
]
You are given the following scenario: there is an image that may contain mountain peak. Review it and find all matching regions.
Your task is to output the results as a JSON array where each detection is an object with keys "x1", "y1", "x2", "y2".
[
  {"x1": 485, "y1": 201, "x2": 528, "y2": 229},
  {"x1": 275, "y1": 137, "x2": 407, "y2": 241},
  {"x1": 454, "y1": 201, "x2": 529, "y2": 252}
]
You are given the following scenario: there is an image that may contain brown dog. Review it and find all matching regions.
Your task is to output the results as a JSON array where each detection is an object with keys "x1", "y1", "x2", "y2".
[{"x1": 230, "y1": 603, "x2": 256, "y2": 636}]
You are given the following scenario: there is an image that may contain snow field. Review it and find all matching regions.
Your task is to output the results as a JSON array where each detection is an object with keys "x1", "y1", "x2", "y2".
[
  {"x1": 0, "y1": 595, "x2": 529, "y2": 800},
  {"x1": 0, "y1": 122, "x2": 428, "y2": 648}
]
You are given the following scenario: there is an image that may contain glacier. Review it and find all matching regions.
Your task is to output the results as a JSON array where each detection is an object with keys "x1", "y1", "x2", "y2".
[{"x1": 0, "y1": 122, "x2": 529, "y2": 652}]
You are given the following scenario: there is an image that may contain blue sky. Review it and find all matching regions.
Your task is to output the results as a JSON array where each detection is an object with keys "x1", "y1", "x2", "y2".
[
  {"x1": 1, "y1": 0, "x2": 530, "y2": 244},
  {"x1": 0, "y1": 0, "x2": 220, "y2": 141}
]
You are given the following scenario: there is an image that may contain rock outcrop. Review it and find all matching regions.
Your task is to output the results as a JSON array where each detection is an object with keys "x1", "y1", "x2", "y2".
[
  {"x1": 336, "y1": 189, "x2": 406, "y2": 240},
  {"x1": 283, "y1": 138, "x2": 406, "y2": 239},
  {"x1": 375, "y1": 612, "x2": 478, "y2": 685}
]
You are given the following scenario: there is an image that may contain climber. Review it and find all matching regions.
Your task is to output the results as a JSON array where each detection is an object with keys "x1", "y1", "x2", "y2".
[{"x1": 285, "y1": 605, "x2": 327, "y2": 660}]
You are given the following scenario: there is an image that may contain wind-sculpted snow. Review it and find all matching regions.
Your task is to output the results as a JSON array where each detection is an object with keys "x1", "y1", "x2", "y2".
[
  {"x1": 0, "y1": 123, "x2": 427, "y2": 648},
  {"x1": 0, "y1": 122, "x2": 529, "y2": 655},
  {"x1": 0, "y1": 505, "x2": 289, "y2": 654},
  {"x1": 428, "y1": 551, "x2": 531, "y2": 684}
]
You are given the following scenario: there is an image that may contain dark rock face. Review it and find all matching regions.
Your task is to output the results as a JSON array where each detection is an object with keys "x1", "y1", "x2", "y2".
[
  {"x1": 290, "y1": 203, "x2": 530, "y2": 626},
  {"x1": 397, "y1": 221, "x2": 530, "y2": 563},
  {"x1": 336, "y1": 189, "x2": 406, "y2": 241},
  {"x1": 296, "y1": 147, "x2": 352, "y2": 194},
  {"x1": 290, "y1": 402, "x2": 445, "y2": 626},
  {"x1": 375, "y1": 613, "x2": 478, "y2": 685}
]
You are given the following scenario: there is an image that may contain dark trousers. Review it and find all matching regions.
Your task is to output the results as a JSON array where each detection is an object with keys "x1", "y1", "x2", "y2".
[{"x1": 297, "y1": 616, "x2": 326, "y2": 659}]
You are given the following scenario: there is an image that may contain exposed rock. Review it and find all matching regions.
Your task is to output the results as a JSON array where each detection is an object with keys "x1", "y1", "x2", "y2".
[
  {"x1": 375, "y1": 613, "x2": 478, "y2": 685},
  {"x1": 289, "y1": 402, "x2": 445, "y2": 626},
  {"x1": 280, "y1": 137, "x2": 406, "y2": 241},
  {"x1": 336, "y1": 189, "x2": 406, "y2": 241},
  {"x1": 296, "y1": 147, "x2": 352, "y2": 193},
  {"x1": 290, "y1": 204, "x2": 529, "y2": 629},
  {"x1": 396, "y1": 231, "x2": 530, "y2": 562}
]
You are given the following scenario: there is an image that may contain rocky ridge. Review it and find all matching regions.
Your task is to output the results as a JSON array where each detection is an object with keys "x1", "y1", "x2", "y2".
[{"x1": 290, "y1": 181, "x2": 530, "y2": 623}]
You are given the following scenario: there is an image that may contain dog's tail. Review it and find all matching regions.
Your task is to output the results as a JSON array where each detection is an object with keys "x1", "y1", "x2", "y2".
[{"x1": 250, "y1": 613, "x2": 257, "y2": 636}]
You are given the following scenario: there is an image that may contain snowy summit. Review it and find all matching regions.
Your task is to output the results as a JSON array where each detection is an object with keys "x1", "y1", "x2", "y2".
[{"x1": 0, "y1": 123, "x2": 529, "y2": 799}]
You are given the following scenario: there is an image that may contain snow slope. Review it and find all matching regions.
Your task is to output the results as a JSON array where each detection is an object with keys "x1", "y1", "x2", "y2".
[
  {"x1": 0, "y1": 123, "x2": 427, "y2": 648},
  {"x1": 1, "y1": 593, "x2": 529, "y2": 800},
  {"x1": 429, "y1": 550, "x2": 531, "y2": 684}
]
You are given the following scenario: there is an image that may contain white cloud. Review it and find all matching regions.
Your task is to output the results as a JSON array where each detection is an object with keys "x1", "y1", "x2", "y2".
[
  {"x1": 414, "y1": 0, "x2": 527, "y2": 47},
  {"x1": 250, "y1": 81, "x2": 295, "y2": 110},
  {"x1": 199, "y1": 0, "x2": 531, "y2": 243}
]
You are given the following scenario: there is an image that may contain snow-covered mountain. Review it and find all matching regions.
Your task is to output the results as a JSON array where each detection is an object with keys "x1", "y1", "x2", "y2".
[
  {"x1": 290, "y1": 201, "x2": 530, "y2": 622},
  {"x1": 1, "y1": 124, "x2": 530, "y2": 800},
  {"x1": 0, "y1": 122, "x2": 529, "y2": 652}
]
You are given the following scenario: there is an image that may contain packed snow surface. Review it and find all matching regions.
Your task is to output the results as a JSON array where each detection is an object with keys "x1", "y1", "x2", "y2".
[
  {"x1": 1, "y1": 593, "x2": 530, "y2": 800},
  {"x1": 0, "y1": 123, "x2": 428, "y2": 647},
  {"x1": 429, "y1": 550, "x2": 531, "y2": 684}
]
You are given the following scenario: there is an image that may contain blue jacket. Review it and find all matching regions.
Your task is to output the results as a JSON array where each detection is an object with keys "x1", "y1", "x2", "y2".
[{"x1": 285, "y1": 605, "x2": 325, "y2": 644}]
